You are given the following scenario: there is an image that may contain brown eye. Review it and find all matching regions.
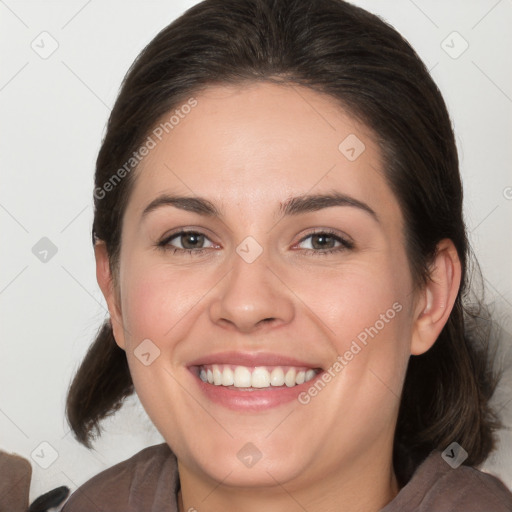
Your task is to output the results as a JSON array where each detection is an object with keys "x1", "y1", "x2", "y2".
[
  {"x1": 179, "y1": 232, "x2": 206, "y2": 249},
  {"x1": 296, "y1": 230, "x2": 354, "y2": 254},
  {"x1": 158, "y1": 230, "x2": 216, "y2": 254},
  {"x1": 310, "y1": 233, "x2": 337, "y2": 250}
]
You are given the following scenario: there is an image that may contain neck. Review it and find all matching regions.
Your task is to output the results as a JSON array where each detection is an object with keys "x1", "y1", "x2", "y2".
[{"x1": 177, "y1": 449, "x2": 400, "y2": 512}]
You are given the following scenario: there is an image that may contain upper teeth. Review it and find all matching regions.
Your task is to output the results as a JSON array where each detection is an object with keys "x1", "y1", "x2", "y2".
[{"x1": 199, "y1": 365, "x2": 317, "y2": 388}]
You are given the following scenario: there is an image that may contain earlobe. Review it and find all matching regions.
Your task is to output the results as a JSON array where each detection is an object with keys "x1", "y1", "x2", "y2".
[
  {"x1": 410, "y1": 239, "x2": 461, "y2": 356},
  {"x1": 94, "y1": 242, "x2": 126, "y2": 350}
]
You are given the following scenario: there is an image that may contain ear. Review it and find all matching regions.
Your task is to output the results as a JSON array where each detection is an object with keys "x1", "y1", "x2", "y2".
[
  {"x1": 94, "y1": 241, "x2": 126, "y2": 350},
  {"x1": 410, "y1": 239, "x2": 462, "y2": 356}
]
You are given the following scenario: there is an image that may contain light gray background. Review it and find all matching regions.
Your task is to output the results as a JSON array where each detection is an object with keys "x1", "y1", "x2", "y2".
[{"x1": 1, "y1": 0, "x2": 511, "y2": 505}]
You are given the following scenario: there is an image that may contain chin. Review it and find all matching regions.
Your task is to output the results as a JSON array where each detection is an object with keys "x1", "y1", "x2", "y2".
[{"x1": 181, "y1": 435, "x2": 312, "y2": 489}]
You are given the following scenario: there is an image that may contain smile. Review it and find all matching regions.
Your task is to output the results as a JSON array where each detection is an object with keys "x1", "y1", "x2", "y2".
[
  {"x1": 188, "y1": 352, "x2": 324, "y2": 410},
  {"x1": 198, "y1": 364, "x2": 319, "y2": 389}
]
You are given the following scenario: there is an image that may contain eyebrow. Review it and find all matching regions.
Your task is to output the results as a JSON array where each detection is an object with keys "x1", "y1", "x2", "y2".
[{"x1": 141, "y1": 191, "x2": 379, "y2": 222}]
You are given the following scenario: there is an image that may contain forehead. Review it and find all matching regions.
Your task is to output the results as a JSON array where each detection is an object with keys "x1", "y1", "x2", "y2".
[{"x1": 126, "y1": 82, "x2": 401, "y2": 225}]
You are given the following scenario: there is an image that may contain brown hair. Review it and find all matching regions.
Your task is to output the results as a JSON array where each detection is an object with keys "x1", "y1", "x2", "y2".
[{"x1": 65, "y1": 0, "x2": 502, "y2": 486}]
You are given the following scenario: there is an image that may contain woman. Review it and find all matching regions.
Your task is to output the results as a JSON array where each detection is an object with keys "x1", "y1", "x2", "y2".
[{"x1": 62, "y1": 0, "x2": 512, "y2": 510}]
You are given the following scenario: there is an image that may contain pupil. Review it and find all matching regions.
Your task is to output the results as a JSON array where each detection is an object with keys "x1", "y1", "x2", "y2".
[
  {"x1": 313, "y1": 234, "x2": 333, "y2": 249},
  {"x1": 183, "y1": 233, "x2": 203, "y2": 249}
]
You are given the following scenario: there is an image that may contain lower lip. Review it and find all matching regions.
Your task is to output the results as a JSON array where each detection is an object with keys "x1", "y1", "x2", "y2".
[{"x1": 190, "y1": 369, "x2": 323, "y2": 411}]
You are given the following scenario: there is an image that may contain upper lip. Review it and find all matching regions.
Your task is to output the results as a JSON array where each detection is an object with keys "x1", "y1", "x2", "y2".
[{"x1": 188, "y1": 351, "x2": 322, "y2": 369}]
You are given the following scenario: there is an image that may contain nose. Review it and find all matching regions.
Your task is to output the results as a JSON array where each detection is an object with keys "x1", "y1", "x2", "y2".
[{"x1": 209, "y1": 248, "x2": 295, "y2": 334}]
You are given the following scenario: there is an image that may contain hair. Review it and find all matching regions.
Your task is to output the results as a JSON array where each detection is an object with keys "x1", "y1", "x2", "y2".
[{"x1": 65, "y1": 0, "x2": 503, "y2": 486}]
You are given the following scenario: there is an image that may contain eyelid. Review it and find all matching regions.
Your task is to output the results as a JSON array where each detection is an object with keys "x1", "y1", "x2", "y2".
[
  {"x1": 159, "y1": 229, "x2": 218, "y2": 249},
  {"x1": 294, "y1": 228, "x2": 354, "y2": 249},
  {"x1": 158, "y1": 226, "x2": 217, "y2": 243}
]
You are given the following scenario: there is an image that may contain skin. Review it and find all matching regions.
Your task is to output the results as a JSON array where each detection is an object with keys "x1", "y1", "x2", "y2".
[{"x1": 96, "y1": 82, "x2": 461, "y2": 512}]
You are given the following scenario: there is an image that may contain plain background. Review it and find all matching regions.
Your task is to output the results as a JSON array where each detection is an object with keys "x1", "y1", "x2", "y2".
[{"x1": 1, "y1": 0, "x2": 511, "y2": 505}]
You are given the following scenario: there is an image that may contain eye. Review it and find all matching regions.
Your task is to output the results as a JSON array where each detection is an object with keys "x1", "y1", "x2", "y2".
[
  {"x1": 156, "y1": 228, "x2": 353, "y2": 256},
  {"x1": 295, "y1": 230, "x2": 354, "y2": 255},
  {"x1": 157, "y1": 230, "x2": 217, "y2": 255}
]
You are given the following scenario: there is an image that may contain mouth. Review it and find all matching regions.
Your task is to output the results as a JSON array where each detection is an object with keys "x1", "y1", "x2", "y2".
[
  {"x1": 187, "y1": 352, "x2": 324, "y2": 410},
  {"x1": 195, "y1": 364, "x2": 319, "y2": 389}
]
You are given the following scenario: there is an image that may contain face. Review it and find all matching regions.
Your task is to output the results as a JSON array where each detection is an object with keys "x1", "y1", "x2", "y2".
[{"x1": 103, "y1": 82, "x2": 420, "y2": 491}]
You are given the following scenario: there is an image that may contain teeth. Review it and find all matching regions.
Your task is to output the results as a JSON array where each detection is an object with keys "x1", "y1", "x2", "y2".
[
  {"x1": 198, "y1": 364, "x2": 318, "y2": 388},
  {"x1": 251, "y1": 367, "x2": 269, "y2": 388},
  {"x1": 305, "y1": 369, "x2": 316, "y2": 381},
  {"x1": 270, "y1": 367, "x2": 285, "y2": 386},
  {"x1": 212, "y1": 365, "x2": 222, "y2": 385},
  {"x1": 221, "y1": 366, "x2": 234, "y2": 386},
  {"x1": 234, "y1": 366, "x2": 252, "y2": 387},
  {"x1": 284, "y1": 368, "x2": 296, "y2": 387}
]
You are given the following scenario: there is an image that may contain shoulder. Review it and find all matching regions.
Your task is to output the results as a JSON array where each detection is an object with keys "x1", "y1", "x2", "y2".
[
  {"x1": 383, "y1": 450, "x2": 512, "y2": 512},
  {"x1": 61, "y1": 443, "x2": 178, "y2": 512},
  {"x1": 431, "y1": 461, "x2": 512, "y2": 511}
]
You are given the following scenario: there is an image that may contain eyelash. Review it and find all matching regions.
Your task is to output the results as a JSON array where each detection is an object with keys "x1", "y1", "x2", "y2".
[{"x1": 156, "y1": 229, "x2": 354, "y2": 256}]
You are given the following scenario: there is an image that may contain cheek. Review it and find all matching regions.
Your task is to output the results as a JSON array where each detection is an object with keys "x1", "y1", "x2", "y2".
[
  {"x1": 296, "y1": 257, "x2": 411, "y2": 343},
  {"x1": 119, "y1": 258, "x2": 207, "y2": 343},
  {"x1": 297, "y1": 258, "x2": 413, "y2": 398},
  {"x1": 117, "y1": 259, "x2": 206, "y2": 440}
]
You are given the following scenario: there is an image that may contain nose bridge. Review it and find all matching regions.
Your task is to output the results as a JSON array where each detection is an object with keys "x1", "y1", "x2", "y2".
[{"x1": 209, "y1": 240, "x2": 294, "y2": 332}]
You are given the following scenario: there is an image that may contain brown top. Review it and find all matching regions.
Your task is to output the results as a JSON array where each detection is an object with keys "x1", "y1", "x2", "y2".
[
  {"x1": 61, "y1": 443, "x2": 512, "y2": 512},
  {"x1": 0, "y1": 450, "x2": 32, "y2": 512}
]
